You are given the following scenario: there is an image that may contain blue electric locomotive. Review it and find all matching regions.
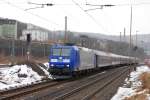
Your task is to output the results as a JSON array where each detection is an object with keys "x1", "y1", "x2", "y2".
[{"x1": 48, "y1": 44, "x2": 80, "y2": 76}]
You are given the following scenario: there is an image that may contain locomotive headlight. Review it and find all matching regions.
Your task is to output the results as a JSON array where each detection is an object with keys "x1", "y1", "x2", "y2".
[
  {"x1": 63, "y1": 59, "x2": 70, "y2": 63},
  {"x1": 50, "y1": 64, "x2": 54, "y2": 67},
  {"x1": 50, "y1": 59, "x2": 58, "y2": 62},
  {"x1": 66, "y1": 65, "x2": 70, "y2": 67}
]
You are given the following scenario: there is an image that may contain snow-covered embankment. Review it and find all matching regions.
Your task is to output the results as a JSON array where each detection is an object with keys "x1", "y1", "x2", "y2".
[
  {"x1": 111, "y1": 65, "x2": 150, "y2": 100},
  {"x1": 0, "y1": 63, "x2": 50, "y2": 91}
]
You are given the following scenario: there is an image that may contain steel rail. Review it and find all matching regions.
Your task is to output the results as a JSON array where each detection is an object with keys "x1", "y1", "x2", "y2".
[
  {"x1": 81, "y1": 67, "x2": 130, "y2": 100},
  {"x1": 0, "y1": 80, "x2": 68, "y2": 100},
  {"x1": 53, "y1": 66, "x2": 127, "y2": 100}
]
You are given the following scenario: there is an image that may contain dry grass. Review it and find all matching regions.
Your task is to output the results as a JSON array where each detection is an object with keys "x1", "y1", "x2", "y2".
[
  {"x1": 31, "y1": 56, "x2": 48, "y2": 63},
  {"x1": 124, "y1": 92, "x2": 148, "y2": 100},
  {"x1": 140, "y1": 72, "x2": 150, "y2": 90},
  {"x1": 16, "y1": 56, "x2": 48, "y2": 64},
  {"x1": 0, "y1": 56, "x2": 10, "y2": 64},
  {"x1": 0, "y1": 55, "x2": 48, "y2": 65},
  {"x1": 124, "y1": 72, "x2": 150, "y2": 100}
]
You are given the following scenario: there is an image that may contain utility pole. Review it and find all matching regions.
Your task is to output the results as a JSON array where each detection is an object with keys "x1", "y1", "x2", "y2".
[
  {"x1": 120, "y1": 32, "x2": 122, "y2": 63},
  {"x1": 124, "y1": 28, "x2": 126, "y2": 42},
  {"x1": 135, "y1": 30, "x2": 138, "y2": 63},
  {"x1": 64, "y1": 16, "x2": 67, "y2": 43},
  {"x1": 124, "y1": 28, "x2": 126, "y2": 37},
  {"x1": 129, "y1": 5, "x2": 133, "y2": 68},
  {"x1": 136, "y1": 31, "x2": 138, "y2": 47},
  {"x1": 120, "y1": 32, "x2": 122, "y2": 43},
  {"x1": 129, "y1": 6, "x2": 133, "y2": 57}
]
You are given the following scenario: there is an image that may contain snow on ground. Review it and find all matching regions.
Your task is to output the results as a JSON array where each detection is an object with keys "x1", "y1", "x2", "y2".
[
  {"x1": 40, "y1": 62, "x2": 52, "y2": 79},
  {"x1": 0, "y1": 64, "x2": 50, "y2": 91},
  {"x1": 111, "y1": 65, "x2": 150, "y2": 100},
  {"x1": 44, "y1": 62, "x2": 49, "y2": 70}
]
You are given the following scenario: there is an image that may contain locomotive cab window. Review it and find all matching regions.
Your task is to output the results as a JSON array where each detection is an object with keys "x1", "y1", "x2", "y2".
[
  {"x1": 61, "y1": 48, "x2": 71, "y2": 56},
  {"x1": 52, "y1": 48, "x2": 71, "y2": 56},
  {"x1": 52, "y1": 48, "x2": 61, "y2": 56}
]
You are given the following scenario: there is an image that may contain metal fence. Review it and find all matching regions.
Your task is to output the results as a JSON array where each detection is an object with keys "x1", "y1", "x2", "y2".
[{"x1": 0, "y1": 39, "x2": 51, "y2": 63}]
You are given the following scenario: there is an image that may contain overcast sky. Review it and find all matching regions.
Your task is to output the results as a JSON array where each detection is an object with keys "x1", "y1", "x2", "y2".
[{"x1": 0, "y1": 0, "x2": 150, "y2": 35}]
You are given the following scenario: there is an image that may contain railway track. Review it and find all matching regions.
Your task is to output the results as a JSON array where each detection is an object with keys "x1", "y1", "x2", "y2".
[
  {"x1": 0, "y1": 65, "x2": 132, "y2": 100},
  {"x1": 19, "y1": 66, "x2": 131, "y2": 100},
  {"x1": 13, "y1": 71, "x2": 107, "y2": 100},
  {"x1": 0, "y1": 71, "x2": 105, "y2": 100},
  {"x1": 53, "y1": 66, "x2": 130, "y2": 100},
  {"x1": 0, "y1": 62, "x2": 70, "y2": 100},
  {"x1": 0, "y1": 79, "x2": 71, "y2": 100},
  {"x1": 0, "y1": 64, "x2": 10, "y2": 68},
  {"x1": 80, "y1": 66, "x2": 130, "y2": 100}
]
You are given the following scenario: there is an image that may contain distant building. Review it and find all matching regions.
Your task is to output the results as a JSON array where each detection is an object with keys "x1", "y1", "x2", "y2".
[
  {"x1": 0, "y1": 18, "x2": 27, "y2": 39},
  {"x1": 20, "y1": 24, "x2": 49, "y2": 42},
  {"x1": 0, "y1": 18, "x2": 51, "y2": 42}
]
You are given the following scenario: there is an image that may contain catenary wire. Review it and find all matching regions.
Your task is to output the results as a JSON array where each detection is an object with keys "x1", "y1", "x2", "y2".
[
  {"x1": 1, "y1": 0, "x2": 63, "y2": 29},
  {"x1": 72, "y1": 0, "x2": 110, "y2": 33}
]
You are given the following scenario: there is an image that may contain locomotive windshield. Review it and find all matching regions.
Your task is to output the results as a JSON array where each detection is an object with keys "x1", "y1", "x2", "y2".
[
  {"x1": 61, "y1": 48, "x2": 71, "y2": 56},
  {"x1": 52, "y1": 48, "x2": 71, "y2": 56},
  {"x1": 52, "y1": 48, "x2": 61, "y2": 56}
]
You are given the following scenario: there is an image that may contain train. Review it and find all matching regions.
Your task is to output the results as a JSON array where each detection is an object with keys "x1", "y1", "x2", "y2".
[{"x1": 48, "y1": 44, "x2": 136, "y2": 78}]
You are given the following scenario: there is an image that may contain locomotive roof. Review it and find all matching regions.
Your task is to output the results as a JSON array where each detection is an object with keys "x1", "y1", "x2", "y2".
[{"x1": 51, "y1": 45, "x2": 79, "y2": 50}]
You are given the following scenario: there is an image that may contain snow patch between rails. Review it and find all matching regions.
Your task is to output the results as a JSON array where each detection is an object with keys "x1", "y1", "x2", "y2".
[
  {"x1": 0, "y1": 64, "x2": 50, "y2": 91},
  {"x1": 111, "y1": 65, "x2": 150, "y2": 100}
]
